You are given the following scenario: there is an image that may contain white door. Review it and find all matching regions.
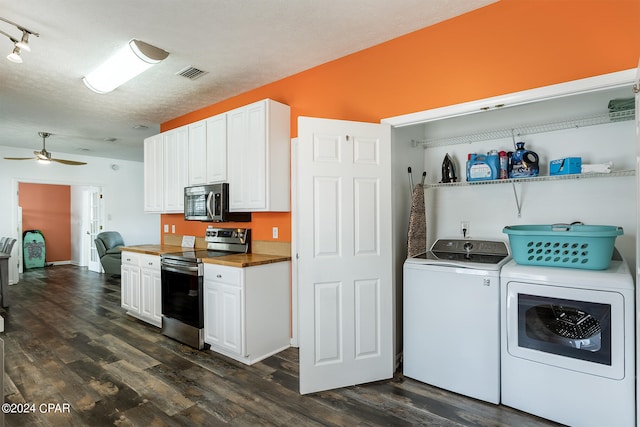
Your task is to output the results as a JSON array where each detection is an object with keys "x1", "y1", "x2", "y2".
[
  {"x1": 87, "y1": 188, "x2": 103, "y2": 273},
  {"x1": 297, "y1": 117, "x2": 393, "y2": 394}
]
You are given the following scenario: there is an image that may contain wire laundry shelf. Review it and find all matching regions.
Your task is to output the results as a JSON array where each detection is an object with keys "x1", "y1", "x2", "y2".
[{"x1": 414, "y1": 109, "x2": 635, "y2": 148}]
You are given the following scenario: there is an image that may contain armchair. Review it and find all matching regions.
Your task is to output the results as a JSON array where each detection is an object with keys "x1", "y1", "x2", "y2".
[{"x1": 95, "y1": 231, "x2": 124, "y2": 276}]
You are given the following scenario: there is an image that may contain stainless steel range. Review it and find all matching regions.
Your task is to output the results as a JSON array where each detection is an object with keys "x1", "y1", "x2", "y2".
[{"x1": 160, "y1": 227, "x2": 250, "y2": 349}]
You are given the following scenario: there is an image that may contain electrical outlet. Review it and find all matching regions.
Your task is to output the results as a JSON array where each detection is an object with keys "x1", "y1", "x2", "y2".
[
  {"x1": 272, "y1": 227, "x2": 279, "y2": 239},
  {"x1": 163, "y1": 224, "x2": 169, "y2": 233},
  {"x1": 460, "y1": 221, "x2": 470, "y2": 237}
]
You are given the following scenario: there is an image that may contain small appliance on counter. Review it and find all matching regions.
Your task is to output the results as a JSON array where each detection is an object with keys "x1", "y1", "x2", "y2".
[{"x1": 184, "y1": 183, "x2": 251, "y2": 222}]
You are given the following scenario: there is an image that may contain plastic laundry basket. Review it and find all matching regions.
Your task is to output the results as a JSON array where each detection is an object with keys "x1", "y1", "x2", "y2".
[{"x1": 503, "y1": 224, "x2": 623, "y2": 270}]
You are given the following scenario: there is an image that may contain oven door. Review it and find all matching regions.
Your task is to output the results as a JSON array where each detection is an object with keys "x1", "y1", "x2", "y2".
[
  {"x1": 505, "y1": 281, "x2": 625, "y2": 379},
  {"x1": 161, "y1": 259, "x2": 204, "y2": 328}
]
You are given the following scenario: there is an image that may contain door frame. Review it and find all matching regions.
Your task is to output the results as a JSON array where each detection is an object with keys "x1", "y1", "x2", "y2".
[{"x1": 11, "y1": 178, "x2": 104, "y2": 281}]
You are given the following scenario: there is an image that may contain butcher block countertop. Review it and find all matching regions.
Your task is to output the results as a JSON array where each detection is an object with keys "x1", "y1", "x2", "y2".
[{"x1": 121, "y1": 245, "x2": 291, "y2": 268}]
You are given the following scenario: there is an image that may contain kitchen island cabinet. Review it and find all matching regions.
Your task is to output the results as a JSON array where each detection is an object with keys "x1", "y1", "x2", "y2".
[
  {"x1": 121, "y1": 251, "x2": 162, "y2": 327},
  {"x1": 203, "y1": 260, "x2": 290, "y2": 365}
]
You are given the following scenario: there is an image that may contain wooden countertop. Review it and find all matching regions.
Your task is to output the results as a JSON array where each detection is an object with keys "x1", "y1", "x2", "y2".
[{"x1": 121, "y1": 245, "x2": 291, "y2": 268}]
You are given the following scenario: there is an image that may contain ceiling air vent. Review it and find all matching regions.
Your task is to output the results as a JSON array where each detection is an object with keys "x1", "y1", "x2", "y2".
[{"x1": 176, "y1": 66, "x2": 208, "y2": 80}]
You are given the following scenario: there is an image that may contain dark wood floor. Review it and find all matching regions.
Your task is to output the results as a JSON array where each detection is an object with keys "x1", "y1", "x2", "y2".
[{"x1": 0, "y1": 265, "x2": 561, "y2": 426}]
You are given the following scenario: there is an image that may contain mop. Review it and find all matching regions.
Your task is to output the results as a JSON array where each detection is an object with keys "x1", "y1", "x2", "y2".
[{"x1": 407, "y1": 168, "x2": 427, "y2": 258}]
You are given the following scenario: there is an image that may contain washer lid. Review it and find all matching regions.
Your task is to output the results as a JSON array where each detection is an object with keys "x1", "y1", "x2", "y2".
[{"x1": 405, "y1": 239, "x2": 511, "y2": 270}]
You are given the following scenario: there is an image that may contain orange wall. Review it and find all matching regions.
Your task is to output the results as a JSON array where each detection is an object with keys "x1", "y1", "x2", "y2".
[
  {"x1": 161, "y1": 0, "x2": 640, "y2": 242},
  {"x1": 19, "y1": 183, "x2": 71, "y2": 262}
]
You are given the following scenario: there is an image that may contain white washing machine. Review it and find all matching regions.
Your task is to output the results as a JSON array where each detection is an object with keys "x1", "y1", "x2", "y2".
[
  {"x1": 500, "y1": 250, "x2": 635, "y2": 427},
  {"x1": 403, "y1": 239, "x2": 511, "y2": 404}
]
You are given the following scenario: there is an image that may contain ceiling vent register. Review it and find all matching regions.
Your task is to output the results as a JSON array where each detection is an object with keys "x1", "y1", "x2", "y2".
[{"x1": 176, "y1": 66, "x2": 208, "y2": 80}]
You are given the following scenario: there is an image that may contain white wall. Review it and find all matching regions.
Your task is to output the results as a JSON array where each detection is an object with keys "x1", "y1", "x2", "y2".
[
  {"x1": 0, "y1": 145, "x2": 160, "y2": 283},
  {"x1": 422, "y1": 119, "x2": 636, "y2": 272}
]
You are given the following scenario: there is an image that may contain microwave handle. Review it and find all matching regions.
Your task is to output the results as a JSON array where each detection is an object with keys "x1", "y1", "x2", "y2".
[{"x1": 206, "y1": 191, "x2": 214, "y2": 219}]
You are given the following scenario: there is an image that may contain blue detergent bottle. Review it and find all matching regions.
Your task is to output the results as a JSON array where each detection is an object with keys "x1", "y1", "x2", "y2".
[{"x1": 509, "y1": 142, "x2": 539, "y2": 178}]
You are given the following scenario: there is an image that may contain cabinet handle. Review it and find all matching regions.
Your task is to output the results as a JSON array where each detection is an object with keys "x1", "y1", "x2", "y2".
[
  {"x1": 216, "y1": 274, "x2": 222, "y2": 278},
  {"x1": 126, "y1": 258, "x2": 131, "y2": 262},
  {"x1": 148, "y1": 262, "x2": 153, "y2": 266}
]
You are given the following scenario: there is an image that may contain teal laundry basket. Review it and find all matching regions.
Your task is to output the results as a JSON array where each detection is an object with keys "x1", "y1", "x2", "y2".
[
  {"x1": 503, "y1": 224, "x2": 623, "y2": 270},
  {"x1": 23, "y1": 230, "x2": 46, "y2": 269}
]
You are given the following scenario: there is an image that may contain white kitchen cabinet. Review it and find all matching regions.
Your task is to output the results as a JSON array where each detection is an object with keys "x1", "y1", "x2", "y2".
[
  {"x1": 203, "y1": 261, "x2": 290, "y2": 365},
  {"x1": 188, "y1": 119, "x2": 207, "y2": 185},
  {"x1": 121, "y1": 251, "x2": 162, "y2": 327},
  {"x1": 139, "y1": 254, "x2": 162, "y2": 327},
  {"x1": 143, "y1": 134, "x2": 164, "y2": 213},
  {"x1": 206, "y1": 113, "x2": 228, "y2": 183},
  {"x1": 121, "y1": 251, "x2": 141, "y2": 313},
  {"x1": 188, "y1": 113, "x2": 227, "y2": 186},
  {"x1": 227, "y1": 99, "x2": 290, "y2": 212},
  {"x1": 163, "y1": 126, "x2": 189, "y2": 213}
]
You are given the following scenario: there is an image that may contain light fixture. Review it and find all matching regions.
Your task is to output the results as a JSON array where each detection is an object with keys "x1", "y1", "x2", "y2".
[
  {"x1": 6, "y1": 45, "x2": 21, "y2": 63},
  {"x1": 83, "y1": 39, "x2": 169, "y2": 94},
  {"x1": 16, "y1": 30, "x2": 31, "y2": 51},
  {"x1": 0, "y1": 17, "x2": 39, "y2": 63}
]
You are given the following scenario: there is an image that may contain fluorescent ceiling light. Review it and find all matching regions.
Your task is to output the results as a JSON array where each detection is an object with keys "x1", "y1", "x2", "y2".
[{"x1": 83, "y1": 39, "x2": 169, "y2": 94}]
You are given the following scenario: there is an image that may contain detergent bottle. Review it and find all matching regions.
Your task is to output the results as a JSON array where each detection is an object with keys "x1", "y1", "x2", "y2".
[{"x1": 509, "y1": 142, "x2": 539, "y2": 178}]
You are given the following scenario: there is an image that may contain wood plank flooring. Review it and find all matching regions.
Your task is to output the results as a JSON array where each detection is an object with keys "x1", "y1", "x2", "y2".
[{"x1": 1, "y1": 265, "x2": 561, "y2": 426}]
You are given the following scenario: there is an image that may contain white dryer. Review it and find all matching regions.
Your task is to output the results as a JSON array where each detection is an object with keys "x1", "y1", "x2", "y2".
[
  {"x1": 500, "y1": 250, "x2": 635, "y2": 427},
  {"x1": 403, "y1": 239, "x2": 511, "y2": 404}
]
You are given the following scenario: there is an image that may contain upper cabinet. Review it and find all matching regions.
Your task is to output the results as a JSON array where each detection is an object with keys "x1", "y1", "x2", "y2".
[
  {"x1": 227, "y1": 99, "x2": 291, "y2": 212},
  {"x1": 163, "y1": 126, "x2": 189, "y2": 213},
  {"x1": 187, "y1": 119, "x2": 207, "y2": 185},
  {"x1": 206, "y1": 113, "x2": 228, "y2": 184},
  {"x1": 188, "y1": 113, "x2": 228, "y2": 186},
  {"x1": 144, "y1": 126, "x2": 188, "y2": 213},
  {"x1": 144, "y1": 98, "x2": 291, "y2": 214},
  {"x1": 143, "y1": 134, "x2": 164, "y2": 212}
]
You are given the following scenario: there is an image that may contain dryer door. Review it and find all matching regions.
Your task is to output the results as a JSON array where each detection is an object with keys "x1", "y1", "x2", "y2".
[{"x1": 505, "y1": 281, "x2": 626, "y2": 380}]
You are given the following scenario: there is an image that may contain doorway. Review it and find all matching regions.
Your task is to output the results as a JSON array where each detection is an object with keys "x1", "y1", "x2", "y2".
[{"x1": 12, "y1": 181, "x2": 104, "y2": 282}]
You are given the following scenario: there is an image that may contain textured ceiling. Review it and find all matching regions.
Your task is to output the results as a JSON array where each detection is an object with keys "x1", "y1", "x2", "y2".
[{"x1": 0, "y1": 0, "x2": 496, "y2": 162}]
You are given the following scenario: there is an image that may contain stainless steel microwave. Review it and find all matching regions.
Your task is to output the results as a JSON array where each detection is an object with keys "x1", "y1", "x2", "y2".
[{"x1": 184, "y1": 183, "x2": 251, "y2": 222}]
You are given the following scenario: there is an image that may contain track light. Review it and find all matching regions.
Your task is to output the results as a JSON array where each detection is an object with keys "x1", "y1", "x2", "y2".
[
  {"x1": 15, "y1": 30, "x2": 30, "y2": 52},
  {"x1": 0, "y1": 17, "x2": 39, "y2": 63},
  {"x1": 83, "y1": 39, "x2": 169, "y2": 94},
  {"x1": 7, "y1": 45, "x2": 21, "y2": 63}
]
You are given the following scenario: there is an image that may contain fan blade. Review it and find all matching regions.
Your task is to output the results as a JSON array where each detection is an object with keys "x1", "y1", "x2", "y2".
[
  {"x1": 51, "y1": 158, "x2": 87, "y2": 166},
  {"x1": 4, "y1": 157, "x2": 37, "y2": 160}
]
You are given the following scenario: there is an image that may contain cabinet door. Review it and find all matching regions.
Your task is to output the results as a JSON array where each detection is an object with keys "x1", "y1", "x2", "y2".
[
  {"x1": 122, "y1": 264, "x2": 141, "y2": 314},
  {"x1": 220, "y1": 283, "x2": 243, "y2": 355},
  {"x1": 163, "y1": 126, "x2": 189, "y2": 212},
  {"x1": 188, "y1": 120, "x2": 207, "y2": 185},
  {"x1": 206, "y1": 113, "x2": 227, "y2": 183},
  {"x1": 140, "y1": 268, "x2": 162, "y2": 326},
  {"x1": 227, "y1": 101, "x2": 267, "y2": 211},
  {"x1": 204, "y1": 280, "x2": 243, "y2": 355},
  {"x1": 204, "y1": 281, "x2": 222, "y2": 346},
  {"x1": 143, "y1": 134, "x2": 163, "y2": 212}
]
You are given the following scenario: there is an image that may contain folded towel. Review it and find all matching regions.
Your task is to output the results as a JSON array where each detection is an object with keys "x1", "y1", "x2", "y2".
[{"x1": 581, "y1": 161, "x2": 613, "y2": 174}]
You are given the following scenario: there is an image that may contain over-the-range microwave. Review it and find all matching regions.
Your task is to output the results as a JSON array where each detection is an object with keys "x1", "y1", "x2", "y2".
[{"x1": 184, "y1": 183, "x2": 251, "y2": 222}]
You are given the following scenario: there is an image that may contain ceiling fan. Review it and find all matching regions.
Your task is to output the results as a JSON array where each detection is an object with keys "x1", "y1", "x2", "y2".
[{"x1": 4, "y1": 132, "x2": 87, "y2": 165}]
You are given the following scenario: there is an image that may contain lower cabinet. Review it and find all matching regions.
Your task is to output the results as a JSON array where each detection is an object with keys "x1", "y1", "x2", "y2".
[
  {"x1": 203, "y1": 261, "x2": 290, "y2": 365},
  {"x1": 121, "y1": 251, "x2": 162, "y2": 327}
]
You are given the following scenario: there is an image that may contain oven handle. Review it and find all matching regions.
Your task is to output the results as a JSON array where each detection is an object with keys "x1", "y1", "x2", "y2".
[{"x1": 161, "y1": 260, "x2": 202, "y2": 276}]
